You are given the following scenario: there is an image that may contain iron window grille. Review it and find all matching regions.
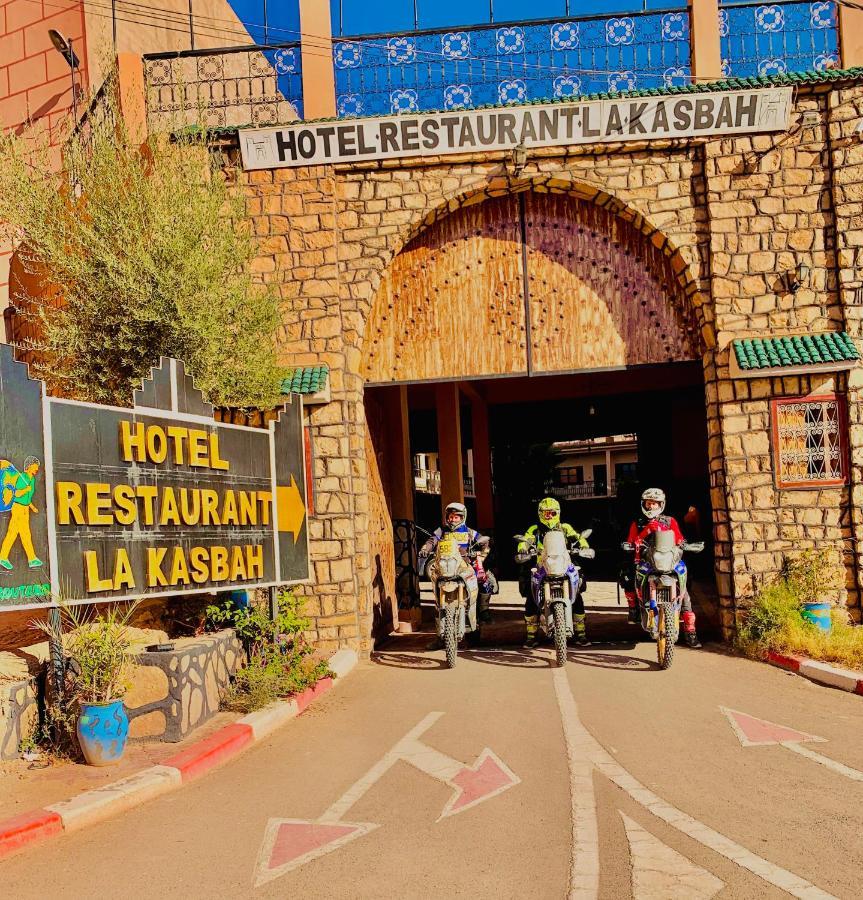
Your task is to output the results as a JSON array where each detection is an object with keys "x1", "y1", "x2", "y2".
[{"x1": 770, "y1": 394, "x2": 847, "y2": 488}]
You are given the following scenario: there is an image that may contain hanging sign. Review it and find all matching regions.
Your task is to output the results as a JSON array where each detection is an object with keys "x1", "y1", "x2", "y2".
[
  {"x1": 239, "y1": 87, "x2": 794, "y2": 170},
  {"x1": 0, "y1": 350, "x2": 309, "y2": 612}
]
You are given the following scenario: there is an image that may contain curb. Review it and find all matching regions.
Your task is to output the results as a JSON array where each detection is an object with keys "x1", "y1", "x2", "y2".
[
  {"x1": 0, "y1": 648, "x2": 358, "y2": 861},
  {"x1": 767, "y1": 650, "x2": 863, "y2": 696}
]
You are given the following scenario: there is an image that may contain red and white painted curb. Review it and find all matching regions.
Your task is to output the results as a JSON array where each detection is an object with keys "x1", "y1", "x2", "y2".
[
  {"x1": 767, "y1": 650, "x2": 863, "y2": 696},
  {"x1": 0, "y1": 648, "x2": 358, "y2": 861}
]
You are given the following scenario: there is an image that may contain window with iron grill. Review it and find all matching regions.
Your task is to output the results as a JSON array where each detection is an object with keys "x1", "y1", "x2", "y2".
[{"x1": 771, "y1": 395, "x2": 847, "y2": 488}]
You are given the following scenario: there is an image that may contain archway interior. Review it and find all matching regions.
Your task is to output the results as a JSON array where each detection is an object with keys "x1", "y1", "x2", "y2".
[{"x1": 362, "y1": 191, "x2": 713, "y2": 641}]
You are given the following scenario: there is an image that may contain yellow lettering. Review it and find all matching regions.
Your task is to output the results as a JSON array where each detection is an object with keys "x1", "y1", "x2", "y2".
[
  {"x1": 56, "y1": 482, "x2": 84, "y2": 526},
  {"x1": 113, "y1": 485, "x2": 138, "y2": 526},
  {"x1": 169, "y1": 547, "x2": 190, "y2": 585},
  {"x1": 211, "y1": 546, "x2": 229, "y2": 580},
  {"x1": 221, "y1": 490, "x2": 239, "y2": 526},
  {"x1": 119, "y1": 421, "x2": 146, "y2": 463},
  {"x1": 189, "y1": 547, "x2": 210, "y2": 584},
  {"x1": 258, "y1": 491, "x2": 272, "y2": 526},
  {"x1": 85, "y1": 483, "x2": 113, "y2": 526},
  {"x1": 179, "y1": 488, "x2": 201, "y2": 525},
  {"x1": 147, "y1": 547, "x2": 168, "y2": 586},
  {"x1": 113, "y1": 548, "x2": 135, "y2": 590},
  {"x1": 200, "y1": 489, "x2": 220, "y2": 526},
  {"x1": 188, "y1": 430, "x2": 210, "y2": 467},
  {"x1": 229, "y1": 545, "x2": 247, "y2": 581},
  {"x1": 209, "y1": 433, "x2": 229, "y2": 471},
  {"x1": 138, "y1": 486, "x2": 158, "y2": 525},
  {"x1": 146, "y1": 426, "x2": 168, "y2": 464},
  {"x1": 247, "y1": 544, "x2": 264, "y2": 579},
  {"x1": 84, "y1": 550, "x2": 113, "y2": 592},
  {"x1": 160, "y1": 487, "x2": 181, "y2": 525},
  {"x1": 166, "y1": 426, "x2": 188, "y2": 465},
  {"x1": 239, "y1": 491, "x2": 257, "y2": 526}
]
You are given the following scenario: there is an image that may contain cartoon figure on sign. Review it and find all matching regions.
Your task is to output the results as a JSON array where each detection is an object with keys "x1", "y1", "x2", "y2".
[{"x1": 0, "y1": 456, "x2": 42, "y2": 570}]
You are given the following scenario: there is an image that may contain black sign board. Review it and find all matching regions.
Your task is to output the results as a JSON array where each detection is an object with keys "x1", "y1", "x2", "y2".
[{"x1": 0, "y1": 351, "x2": 309, "y2": 611}]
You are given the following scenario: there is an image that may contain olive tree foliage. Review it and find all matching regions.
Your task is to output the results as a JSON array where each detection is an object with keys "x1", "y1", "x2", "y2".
[{"x1": 0, "y1": 93, "x2": 284, "y2": 408}]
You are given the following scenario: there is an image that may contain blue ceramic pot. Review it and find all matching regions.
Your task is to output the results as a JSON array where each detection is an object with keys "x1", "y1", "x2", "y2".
[
  {"x1": 801, "y1": 601, "x2": 832, "y2": 634},
  {"x1": 77, "y1": 699, "x2": 129, "y2": 766}
]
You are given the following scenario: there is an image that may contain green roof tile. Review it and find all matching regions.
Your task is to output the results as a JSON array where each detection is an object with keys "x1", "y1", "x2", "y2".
[
  {"x1": 731, "y1": 332, "x2": 860, "y2": 372},
  {"x1": 280, "y1": 365, "x2": 329, "y2": 395}
]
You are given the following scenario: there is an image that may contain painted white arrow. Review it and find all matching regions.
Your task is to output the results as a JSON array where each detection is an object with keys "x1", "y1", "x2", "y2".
[
  {"x1": 254, "y1": 711, "x2": 519, "y2": 887},
  {"x1": 720, "y1": 707, "x2": 863, "y2": 782}
]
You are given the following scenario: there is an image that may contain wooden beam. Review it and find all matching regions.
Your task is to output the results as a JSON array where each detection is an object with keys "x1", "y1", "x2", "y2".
[
  {"x1": 298, "y1": 0, "x2": 336, "y2": 119},
  {"x1": 436, "y1": 382, "x2": 464, "y2": 517},
  {"x1": 688, "y1": 0, "x2": 723, "y2": 83},
  {"x1": 379, "y1": 385, "x2": 414, "y2": 521},
  {"x1": 471, "y1": 398, "x2": 494, "y2": 530}
]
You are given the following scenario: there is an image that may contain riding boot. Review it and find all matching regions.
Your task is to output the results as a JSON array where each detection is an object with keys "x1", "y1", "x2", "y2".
[
  {"x1": 682, "y1": 611, "x2": 701, "y2": 648},
  {"x1": 625, "y1": 591, "x2": 639, "y2": 624},
  {"x1": 478, "y1": 594, "x2": 493, "y2": 625},
  {"x1": 573, "y1": 613, "x2": 590, "y2": 647},
  {"x1": 523, "y1": 615, "x2": 539, "y2": 649}
]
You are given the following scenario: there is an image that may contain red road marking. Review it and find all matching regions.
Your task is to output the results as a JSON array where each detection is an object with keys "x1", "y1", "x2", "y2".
[
  {"x1": 447, "y1": 753, "x2": 518, "y2": 816},
  {"x1": 162, "y1": 723, "x2": 253, "y2": 781},
  {"x1": 268, "y1": 822, "x2": 362, "y2": 870},
  {"x1": 720, "y1": 707, "x2": 824, "y2": 747}
]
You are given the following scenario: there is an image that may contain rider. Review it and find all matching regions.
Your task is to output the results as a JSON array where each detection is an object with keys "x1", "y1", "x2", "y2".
[
  {"x1": 517, "y1": 497, "x2": 590, "y2": 649},
  {"x1": 419, "y1": 501, "x2": 495, "y2": 624},
  {"x1": 620, "y1": 487, "x2": 702, "y2": 648}
]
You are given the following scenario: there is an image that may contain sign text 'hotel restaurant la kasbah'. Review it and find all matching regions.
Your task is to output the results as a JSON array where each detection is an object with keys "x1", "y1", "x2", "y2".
[
  {"x1": 240, "y1": 87, "x2": 793, "y2": 170},
  {"x1": 0, "y1": 351, "x2": 309, "y2": 612}
]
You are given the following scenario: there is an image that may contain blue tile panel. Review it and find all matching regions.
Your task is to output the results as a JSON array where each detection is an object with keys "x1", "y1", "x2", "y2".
[
  {"x1": 333, "y1": 12, "x2": 693, "y2": 118},
  {"x1": 720, "y1": 1, "x2": 839, "y2": 78}
]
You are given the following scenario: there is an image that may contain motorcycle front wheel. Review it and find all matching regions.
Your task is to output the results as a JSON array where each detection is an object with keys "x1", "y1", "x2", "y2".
[
  {"x1": 552, "y1": 603, "x2": 567, "y2": 667},
  {"x1": 444, "y1": 604, "x2": 458, "y2": 669},
  {"x1": 657, "y1": 601, "x2": 676, "y2": 670}
]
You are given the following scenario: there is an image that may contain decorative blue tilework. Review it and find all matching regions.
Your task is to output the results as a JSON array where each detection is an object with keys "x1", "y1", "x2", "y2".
[
  {"x1": 720, "y1": 1, "x2": 839, "y2": 78},
  {"x1": 333, "y1": 11, "x2": 693, "y2": 117}
]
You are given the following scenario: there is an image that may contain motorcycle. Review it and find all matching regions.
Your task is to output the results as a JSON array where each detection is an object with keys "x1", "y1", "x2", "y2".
[
  {"x1": 424, "y1": 535, "x2": 486, "y2": 668},
  {"x1": 515, "y1": 529, "x2": 594, "y2": 666},
  {"x1": 621, "y1": 530, "x2": 704, "y2": 669}
]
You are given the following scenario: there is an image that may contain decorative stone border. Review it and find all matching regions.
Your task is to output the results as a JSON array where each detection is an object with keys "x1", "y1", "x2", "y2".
[
  {"x1": 0, "y1": 649, "x2": 357, "y2": 860},
  {"x1": 0, "y1": 675, "x2": 38, "y2": 761},
  {"x1": 766, "y1": 651, "x2": 863, "y2": 696}
]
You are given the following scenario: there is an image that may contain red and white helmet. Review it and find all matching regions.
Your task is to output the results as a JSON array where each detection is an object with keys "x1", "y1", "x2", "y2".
[{"x1": 641, "y1": 488, "x2": 665, "y2": 519}]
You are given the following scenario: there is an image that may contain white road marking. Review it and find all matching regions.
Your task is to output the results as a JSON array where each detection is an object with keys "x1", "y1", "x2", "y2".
[
  {"x1": 553, "y1": 667, "x2": 601, "y2": 899},
  {"x1": 781, "y1": 742, "x2": 863, "y2": 782},
  {"x1": 621, "y1": 812, "x2": 724, "y2": 899},
  {"x1": 552, "y1": 668, "x2": 837, "y2": 900}
]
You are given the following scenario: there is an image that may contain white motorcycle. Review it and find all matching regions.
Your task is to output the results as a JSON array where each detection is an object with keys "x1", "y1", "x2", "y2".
[
  {"x1": 426, "y1": 535, "x2": 481, "y2": 668},
  {"x1": 515, "y1": 529, "x2": 594, "y2": 666}
]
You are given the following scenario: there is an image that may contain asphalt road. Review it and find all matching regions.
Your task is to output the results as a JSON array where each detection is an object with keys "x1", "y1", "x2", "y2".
[{"x1": 2, "y1": 615, "x2": 863, "y2": 899}]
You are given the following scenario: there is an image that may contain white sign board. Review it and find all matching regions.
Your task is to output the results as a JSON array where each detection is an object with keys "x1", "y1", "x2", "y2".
[{"x1": 239, "y1": 88, "x2": 794, "y2": 170}]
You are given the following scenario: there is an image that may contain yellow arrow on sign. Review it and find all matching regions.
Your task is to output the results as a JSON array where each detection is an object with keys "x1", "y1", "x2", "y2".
[{"x1": 276, "y1": 476, "x2": 306, "y2": 543}]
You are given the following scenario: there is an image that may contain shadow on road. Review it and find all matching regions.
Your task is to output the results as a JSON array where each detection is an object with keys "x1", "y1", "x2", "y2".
[
  {"x1": 371, "y1": 651, "x2": 449, "y2": 670},
  {"x1": 565, "y1": 650, "x2": 659, "y2": 671}
]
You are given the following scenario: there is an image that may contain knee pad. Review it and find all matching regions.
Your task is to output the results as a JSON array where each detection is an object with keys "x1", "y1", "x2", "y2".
[{"x1": 682, "y1": 611, "x2": 696, "y2": 632}]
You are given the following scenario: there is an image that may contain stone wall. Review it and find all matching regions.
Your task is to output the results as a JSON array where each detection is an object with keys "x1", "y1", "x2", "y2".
[
  {"x1": 0, "y1": 675, "x2": 38, "y2": 760},
  {"x1": 228, "y1": 80, "x2": 863, "y2": 643}
]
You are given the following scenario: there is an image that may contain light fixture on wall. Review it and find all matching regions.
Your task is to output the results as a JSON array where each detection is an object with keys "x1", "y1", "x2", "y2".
[
  {"x1": 511, "y1": 143, "x2": 528, "y2": 176},
  {"x1": 48, "y1": 29, "x2": 80, "y2": 121},
  {"x1": 785, "y1": 261, "x2": 811, "y2": 294}
]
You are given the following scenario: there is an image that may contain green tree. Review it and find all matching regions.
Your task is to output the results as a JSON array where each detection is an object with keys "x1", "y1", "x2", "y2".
[{"x1": 0, "y1": 85, "x2": 283, "y2": 408}]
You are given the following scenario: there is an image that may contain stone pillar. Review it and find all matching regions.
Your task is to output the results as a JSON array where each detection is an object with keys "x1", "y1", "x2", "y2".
[
  {"x1": 688, "y1": 0, "x2": 723, "y2": 84},
  {"x1": 299, "y1": 0, "x2": 336, "y2": 120},
  {"x1": 436, "y1": 382, "x2": 464, "y2": 517},
  {"x1": 839, "y1": 5, "x2": 863, "y2": 68},
  {"x1": 379, "y1": 385, "x2": 414, "y2": 520},
  {"x1": 471, "y1": 397, "x2": 494, "y2": 531}
]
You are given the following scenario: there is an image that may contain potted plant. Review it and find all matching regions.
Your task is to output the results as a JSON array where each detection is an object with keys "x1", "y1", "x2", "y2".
[
  {"x1": 784, "y1": 549, "x2": 843, "y2": 635},
  {"x1": 35, "y1": 602, "x2": 138, "y2": 766}
]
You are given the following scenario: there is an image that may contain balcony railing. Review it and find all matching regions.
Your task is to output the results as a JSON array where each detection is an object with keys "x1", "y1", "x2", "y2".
[
  {"x1": 143, "y1": 44, "x2": 303, "y2": 131},
  {"x1": 547, "y1": 480, "x2": 620, "y2": 500},
  {"x1": 719, "y1": 0, "x2": 839, "y2": 78},
  {"x1": 414, "y1": 470, "x2": 476, "y2": 497},
  {"x1": 333, "y1": 10, "x2": 691, "y2": 119}
]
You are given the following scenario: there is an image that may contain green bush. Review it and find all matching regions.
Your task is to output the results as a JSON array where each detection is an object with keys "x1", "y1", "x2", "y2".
[{"x1": 207, "y1": 591, "x2": 331, "y2": 714}]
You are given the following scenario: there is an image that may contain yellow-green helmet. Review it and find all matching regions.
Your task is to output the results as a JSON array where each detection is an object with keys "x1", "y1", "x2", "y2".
[{"x1": 538, "y1": 497, "x2": 560, "y2": 528}]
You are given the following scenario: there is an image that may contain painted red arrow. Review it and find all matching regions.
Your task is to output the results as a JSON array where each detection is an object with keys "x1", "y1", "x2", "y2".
[
  {"x1": 254, "y1": 819, "x2": 378, "y2": 887},
  {"x1": 440, "y1": 749, "x2": 520, "y2": 819},
  {"x1": 720, "y1": 707, "x2": 825, "y2": 747}
]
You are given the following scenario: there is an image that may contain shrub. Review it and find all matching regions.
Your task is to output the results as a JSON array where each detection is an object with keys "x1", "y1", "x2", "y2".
[{"x1": 207, "y1": 591, "x2": 331, "y2": 713}]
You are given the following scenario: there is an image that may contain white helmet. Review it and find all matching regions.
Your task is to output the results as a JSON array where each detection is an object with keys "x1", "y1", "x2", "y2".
[
  {"x1": 444, "y1": 501, "x2": 467, "y2": 530},
  {"x1": 641, "y1": 488, "x2": 665, "y2": 520}
]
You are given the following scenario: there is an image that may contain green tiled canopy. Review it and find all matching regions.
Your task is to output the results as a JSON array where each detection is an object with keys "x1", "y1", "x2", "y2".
[
  {"x1": 281, "y1": 365, "x2": 329, "y2": 395},
  {"x1": 732, "y1": 333, "x2": 860, "y2": 372}
]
